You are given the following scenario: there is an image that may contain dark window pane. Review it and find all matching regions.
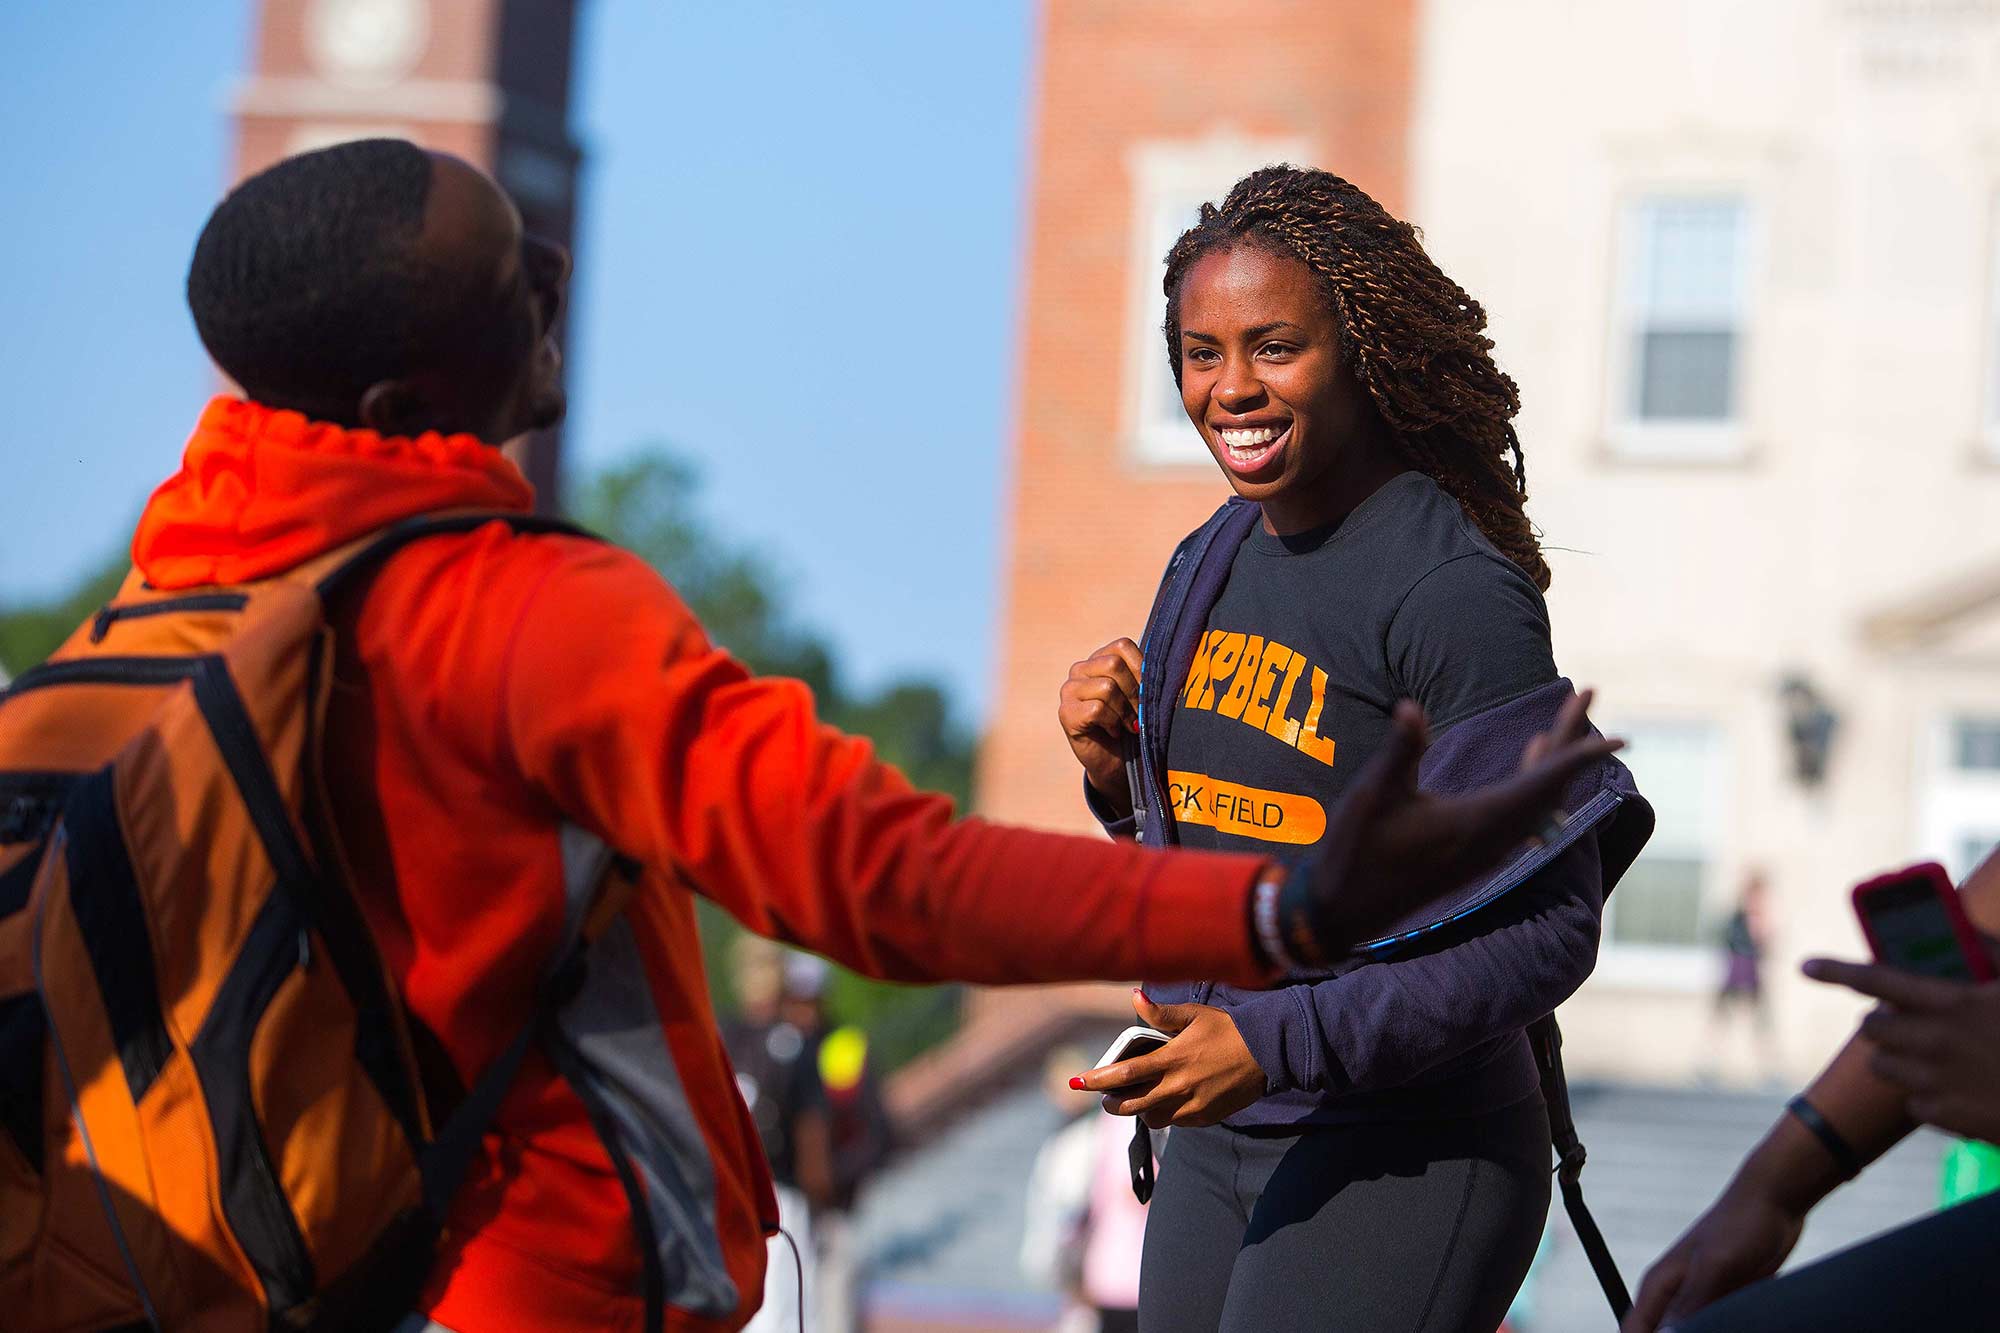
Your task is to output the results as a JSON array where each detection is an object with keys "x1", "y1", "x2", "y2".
[
  {"x1": 1956, "y1": 835, "x2": 2000, "y2": 882},
  {"x1": 1610, "y1": 854, "x2": 1706, "y2": 946},
  {"x1": 1160, "y1": 372, "x2": 1187, "y2": 432},
  {"x1": 1638, "y1": 330, "x2": 1735, "y2": 420},
  {"x1": 1953, "y1": 719, "x2": 2000, "y2": 771}
]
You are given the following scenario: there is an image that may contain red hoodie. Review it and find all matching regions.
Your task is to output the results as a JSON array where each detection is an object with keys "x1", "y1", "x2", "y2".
[{"x1": 130, "y1": 398, "x2": 1275, "y2": 1331}]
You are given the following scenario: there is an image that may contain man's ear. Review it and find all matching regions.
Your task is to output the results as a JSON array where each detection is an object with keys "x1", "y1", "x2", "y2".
[{"x1": 358, "y1": 379, "x2": 434, "y2": 437}]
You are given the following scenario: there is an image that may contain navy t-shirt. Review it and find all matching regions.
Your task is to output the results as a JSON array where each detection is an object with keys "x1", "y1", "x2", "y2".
[{"x1": 1164, "y1": 471, "x2": 1556, "y2": 858}]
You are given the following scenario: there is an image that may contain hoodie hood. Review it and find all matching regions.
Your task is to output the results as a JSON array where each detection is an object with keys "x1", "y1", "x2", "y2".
[{"x1": 132, "y1": 396, "x2": 536, "y2": 590}]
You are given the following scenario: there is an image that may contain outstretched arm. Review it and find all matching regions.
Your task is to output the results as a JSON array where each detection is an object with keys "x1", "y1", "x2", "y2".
[
  {"x1": 500, "y1": 546, "x2": 1617, "y2": 991},
  {"x1": 500, "y1": 547, "x2": 1274, "y2": 987}
]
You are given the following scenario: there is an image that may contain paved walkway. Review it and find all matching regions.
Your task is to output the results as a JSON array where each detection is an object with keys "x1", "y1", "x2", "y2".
[
  {"x1": 1524, "y1": 1081, "x2": 1949, "y2": 1332},
  {"x1": 851, "y1": 1074, "x2": 1956, "y2": 1332}
]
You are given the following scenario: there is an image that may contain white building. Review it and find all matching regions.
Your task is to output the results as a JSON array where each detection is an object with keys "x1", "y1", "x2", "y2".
[{"x1": 1411, "y1": 0, "x2": 2000, "y2": 1079}]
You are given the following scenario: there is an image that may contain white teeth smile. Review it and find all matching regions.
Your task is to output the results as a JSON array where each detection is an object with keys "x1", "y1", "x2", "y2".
[{"x1": 1219, "y1": 425, "x2": 1285, "y2": 454}]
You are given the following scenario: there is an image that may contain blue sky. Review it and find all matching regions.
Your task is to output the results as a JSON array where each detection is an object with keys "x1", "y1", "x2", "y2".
[{"x1": 0, "y1": 1, "x2": 1031, "y2": 722}]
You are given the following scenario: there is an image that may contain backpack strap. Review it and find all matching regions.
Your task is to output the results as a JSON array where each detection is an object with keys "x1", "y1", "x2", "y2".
[
  {"x1": 1529, "y1": 1014, "x2": 1632, "y2": 1321},
  {"x1": 1132, "y1": 499, "x2": 1260, "y2": 848},
  {"x1": 411, "y1": 827, "x2": 665, "y2": 1331},
  {"x1": 301, "y1": 512, "x2": 673, "y2": 1323},
  {"x1": 310, "y1": 510, "x2": 595, "y2": 601},
  {"x1": 417, "y1": 827, "x2": 618, "y2": 1218}
]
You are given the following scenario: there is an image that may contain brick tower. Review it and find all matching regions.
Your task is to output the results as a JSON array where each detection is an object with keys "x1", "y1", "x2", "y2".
[
  {"x1": 893, "y1": 0, "x2": 1425, "y2": 1124},
  {"x1": 229, "y1": 0, "x2": 583, "y2": 508}
]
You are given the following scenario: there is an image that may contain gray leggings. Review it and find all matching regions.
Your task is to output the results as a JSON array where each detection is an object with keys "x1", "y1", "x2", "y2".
[{"x1": 1138, "y1": 1094, "x2": 1550, "y2": 1333}]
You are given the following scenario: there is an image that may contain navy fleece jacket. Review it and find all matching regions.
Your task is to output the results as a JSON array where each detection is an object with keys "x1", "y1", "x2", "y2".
[{"x1": 1090, "y1": 498, "x2": 1653, "y2": 1128}]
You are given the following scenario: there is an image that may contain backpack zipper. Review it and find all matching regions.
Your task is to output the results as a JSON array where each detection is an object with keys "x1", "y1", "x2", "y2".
[
  {"x1": 0, "y1": 772, "x2": 75, "y2": 845},
  {"x1": 90, "y1": 593, "x2": 249, "y2": 643},
  {"x1": 1, "y1": 655, "x2": 207, "y2": 700}
]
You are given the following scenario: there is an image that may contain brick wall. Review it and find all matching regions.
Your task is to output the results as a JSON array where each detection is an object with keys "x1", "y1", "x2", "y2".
[{"x1": 924, "y1": 0, "x2": 1423, "y2": 1047}]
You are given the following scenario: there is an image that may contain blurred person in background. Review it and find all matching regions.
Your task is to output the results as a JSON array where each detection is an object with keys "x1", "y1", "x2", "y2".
[
  {"x1": 1702, "y1": 869, "x2": 1779, "y2": 1083},
  {"x1": 775, "y1": 954, "x2": 891, "y2": 1333},
  {"x1": 1061, "y1": 165, "x2": 1652, "y2": 1333},
  {"x1": 1023, "y1": 1047, "x2": 1151, "y2": 1333},
  {"x1": 1023, "y1": 1045, "x2": 1102, "y2": 1332},
  {"x1": 1625, "y1": 848, "x2": 2000, "y2": 1331},
  {"x1": 722, "y1": 940, "x2": 832, "y2": 1333}
]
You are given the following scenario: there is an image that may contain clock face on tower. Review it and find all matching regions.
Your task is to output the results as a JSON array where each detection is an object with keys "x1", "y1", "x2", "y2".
[{"x1": 306, "y1": 0, "x2": 430, "y2": 88}]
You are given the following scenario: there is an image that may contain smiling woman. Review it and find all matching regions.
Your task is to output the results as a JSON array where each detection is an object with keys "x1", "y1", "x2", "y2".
[
  {"x1": 1168, "y1": 246, "x2": 1405, "y2": 537},
  {"x1": 1161, "y1": 166, "x2": 1545, "y2": 581},
  {"x1": 1055, "y1": 165, "x2": 1645, "y2": 1333}
]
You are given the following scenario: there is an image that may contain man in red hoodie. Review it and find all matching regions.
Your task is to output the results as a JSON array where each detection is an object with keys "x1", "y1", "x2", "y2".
[{"x1": 131, "y1": 139, "x2": 1616, "y2": 1331}]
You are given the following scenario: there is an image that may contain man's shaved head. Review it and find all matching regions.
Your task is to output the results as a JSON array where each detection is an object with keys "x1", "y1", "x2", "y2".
[{"x1": 186, "y1": 138, "x2": 568, "y2": 442}]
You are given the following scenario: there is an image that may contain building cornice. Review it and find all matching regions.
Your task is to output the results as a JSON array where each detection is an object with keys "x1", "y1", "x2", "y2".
[
  {"x1": 1861, "y1": 563, "x2": 2000, "y2": 649},
  {"x1": 231, "y1": 74, "x2": 502, "y2": 123}
]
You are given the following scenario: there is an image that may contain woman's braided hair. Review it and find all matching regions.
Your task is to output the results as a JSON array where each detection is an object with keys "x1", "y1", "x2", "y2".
[{"x1": 1163, "y1": 165, "x2": 1550, "y2": 590}]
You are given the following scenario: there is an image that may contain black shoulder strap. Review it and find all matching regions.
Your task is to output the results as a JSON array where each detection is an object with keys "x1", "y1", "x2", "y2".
[
  {"x1": 1134, "y1": 499, "x2": 1258, "y2": 847},
  {"x1": 316, "y1": 511, "x2": 596, "y2": 601},
  {"x1": 308, "y1": 511, "x2": 648, "y2": 1314},
  {"x1": 1529, "y1": 1014, "x2": 1632, "y2": 1321},
  {"x1": 1128, "y1": 1118, "x2": 1156, "y2": 1204}
]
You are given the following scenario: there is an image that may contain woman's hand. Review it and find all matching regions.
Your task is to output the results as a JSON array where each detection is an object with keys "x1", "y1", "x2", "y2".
[
  {"x1": 1072, "y1": 991, "x2": 1268, "y2": 1129},
  {"x1": 1804, "y1": 957, "x2": 2000, "y2": 1144},
  {"x1": 1622, "y1": 1176, "x2": 1807, "y2": 1332},
  {"x1": 1059, "y1": 637, "x2": 1143, "y2": 806}
]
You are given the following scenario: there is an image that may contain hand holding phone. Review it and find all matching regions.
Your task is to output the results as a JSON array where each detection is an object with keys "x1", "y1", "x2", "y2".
[
  {"x1": 1851, "y1": 862, "x2": 1994, "y2": 982},
  {"x1": 1089, "y1": 1026, "x2": 1171, "y2": 1086},
  {"x1": 1803, "y1": 863, "x2": 2000, "y2": 1145}
]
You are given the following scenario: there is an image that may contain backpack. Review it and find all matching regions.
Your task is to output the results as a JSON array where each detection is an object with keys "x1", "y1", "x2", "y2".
[{"x1": 0, "y1": 511, "x2": 653, "y2": 1332}]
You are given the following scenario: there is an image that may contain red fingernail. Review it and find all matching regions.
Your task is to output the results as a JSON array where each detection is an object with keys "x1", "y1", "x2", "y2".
[{"x1": 1068, "y1": 1076, "x2": 1086, "y2": 1090}]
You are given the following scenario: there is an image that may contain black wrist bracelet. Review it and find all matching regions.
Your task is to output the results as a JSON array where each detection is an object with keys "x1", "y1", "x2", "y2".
[
  {"x1": 1274, "y1": 866, "x2": 1328, "y2": 970},
  {"x1": 1786, "y1": 1094, "x2": 1862, "y2": 1182},
  {"x1": 1245, "y1": 876, "x2": 1275, "y2": 972}
]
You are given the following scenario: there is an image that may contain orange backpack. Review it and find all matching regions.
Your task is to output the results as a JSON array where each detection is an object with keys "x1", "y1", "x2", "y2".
[{"x1": 0, "y1": 512, "x2": 639, "y2": 1332}]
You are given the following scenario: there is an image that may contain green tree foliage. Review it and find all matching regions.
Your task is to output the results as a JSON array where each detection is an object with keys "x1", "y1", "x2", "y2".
[
  {"x1": 570, "y1": 451, "x2": 839, "y2": 697},
  {"x1": 569, "y1": 448, "x2": 974, "y2": 1066},
  {"x1": 0, "y1": 557, "x2": 127, "y2": 680}
]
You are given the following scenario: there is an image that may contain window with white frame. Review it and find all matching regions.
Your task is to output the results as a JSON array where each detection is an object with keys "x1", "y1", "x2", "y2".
[
  {"x1": 1125, "y1": 134, "x2": 1309, "y2": 465},
  {"x1": 1987, "y1": 215, "x2": 2000, "y2": 460},
  {"x1": 1610, "y1": 196, "x2": 1751, "y2": 458},
  {"x1": 1921, "y1": 715, "x2": 2000, "y2": 881},
  {"x1": 1606, "y1": 721, "x2": 1726, "y2": 950},
  {"x1": 1134, "y1": 185, "x2": 1209, "y2": 455}
]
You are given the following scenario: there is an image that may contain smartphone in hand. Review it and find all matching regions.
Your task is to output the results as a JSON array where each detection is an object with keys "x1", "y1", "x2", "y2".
[
  {"x1": 1090, "y1": 1025, "x2": 1171, "y2": 1086},
  {"x1": 1852, "y1": 862, "x2": 1995, "y2": 982}
]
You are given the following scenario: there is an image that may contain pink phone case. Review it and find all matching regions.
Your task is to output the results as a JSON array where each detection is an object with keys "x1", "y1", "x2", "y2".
[{"x1": 1852, "y1": 861, "x2": 1994, "y2": 982}]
